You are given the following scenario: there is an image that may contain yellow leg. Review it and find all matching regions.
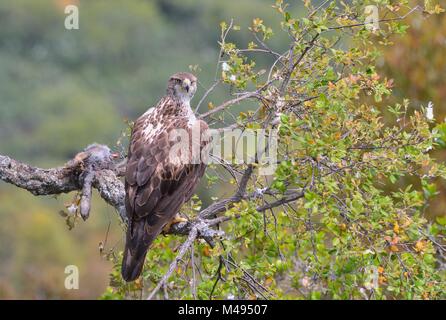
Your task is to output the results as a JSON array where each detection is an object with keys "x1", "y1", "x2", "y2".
[{"x1": 162, "y1": 214, "x2": 188, "y2": 233}]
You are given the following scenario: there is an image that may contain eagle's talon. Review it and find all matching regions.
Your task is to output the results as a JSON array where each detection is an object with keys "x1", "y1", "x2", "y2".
[{"x1": 162, "y1": 214, "x2": 188, "y2": 234}]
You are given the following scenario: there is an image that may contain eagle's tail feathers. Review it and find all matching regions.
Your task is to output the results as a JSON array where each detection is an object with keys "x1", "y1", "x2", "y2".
[
  {"x1": 121, "y1": 220, "x2": 154, "y2": 282},
  {"x1": 121, "y1": 246, "x2": 146, "y2": 282}
]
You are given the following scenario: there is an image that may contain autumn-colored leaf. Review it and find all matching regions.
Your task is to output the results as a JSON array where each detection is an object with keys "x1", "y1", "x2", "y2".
[
  {"x1": 393, "y1": 222, "x2": 400, "y2": 234},
  {"x1": 414, "y1": 240, "x2": 428, "y2": 253}
]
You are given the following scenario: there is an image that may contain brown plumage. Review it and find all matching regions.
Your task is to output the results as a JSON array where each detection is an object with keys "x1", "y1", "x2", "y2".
[{"x1": 122, "y1": 72, "x2": 210, "y2": 282}]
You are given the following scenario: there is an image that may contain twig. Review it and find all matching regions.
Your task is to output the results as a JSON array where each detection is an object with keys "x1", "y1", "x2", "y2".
[
  {"x1": 327, "y1": 6, "x2": 422, "y2": 31},
  {"x1": 146, "y1": 227, "x2": 198, "y2": 300},
  {"x1": 191, "y1": 244, "x2": 197, "y2": 299},
  {"x1": 199, "y1": 92, "x2": 259, "y2": 119},
  {"x1": 195, "y1": 80, "x2": 221, "y2": 113}
]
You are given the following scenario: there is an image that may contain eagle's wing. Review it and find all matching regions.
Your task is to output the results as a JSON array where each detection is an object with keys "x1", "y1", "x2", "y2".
[{"x1": 122, "y1": 114, "x2": 209, "y2": 281}]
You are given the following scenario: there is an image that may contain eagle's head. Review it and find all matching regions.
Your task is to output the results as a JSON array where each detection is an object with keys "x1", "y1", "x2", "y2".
[{"x1": 166, "y1": 72, "x2": 198, "y2": 103}]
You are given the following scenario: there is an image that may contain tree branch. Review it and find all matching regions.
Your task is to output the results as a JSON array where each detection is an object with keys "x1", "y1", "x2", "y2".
[
  {"x1": 1, "y1": 146, "x2": 301, "y2": 300},
  {"x1": 0, "y1": 154, "x2": 81, "y2": 196},
  {"x1": 146, "y1": 226, "x2": 198, "y2": 300}
]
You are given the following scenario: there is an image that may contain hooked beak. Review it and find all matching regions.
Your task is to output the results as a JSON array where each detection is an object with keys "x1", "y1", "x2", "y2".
[{"x1": 183, "y1": 79, "x2": 191, "y2": 92}]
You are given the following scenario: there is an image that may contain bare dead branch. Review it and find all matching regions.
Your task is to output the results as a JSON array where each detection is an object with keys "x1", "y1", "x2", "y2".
[
  {"x1": 0, "y1": 155, "x2": 81, "y2": 196},
  {"x1": 146, "y1": 226, "x2": 198, "y2": 300},
  {"x1": 199, "y1": 91, "x2": 260, "y2": 119}
]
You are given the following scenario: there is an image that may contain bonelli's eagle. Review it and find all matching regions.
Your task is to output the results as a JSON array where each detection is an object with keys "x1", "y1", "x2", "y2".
[{"x1": 122, "y1": 72, "x2": 210, "y2": 282}]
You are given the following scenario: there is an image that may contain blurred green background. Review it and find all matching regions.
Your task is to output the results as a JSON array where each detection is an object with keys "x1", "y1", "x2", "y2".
[{"x1": 0, "y1": 0, "x2": 444, "y2": 299}]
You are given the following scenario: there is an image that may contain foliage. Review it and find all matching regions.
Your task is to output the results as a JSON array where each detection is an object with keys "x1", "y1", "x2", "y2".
[{"x1": 102, "y1": 0, "x2": 446, "y2": 300}]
